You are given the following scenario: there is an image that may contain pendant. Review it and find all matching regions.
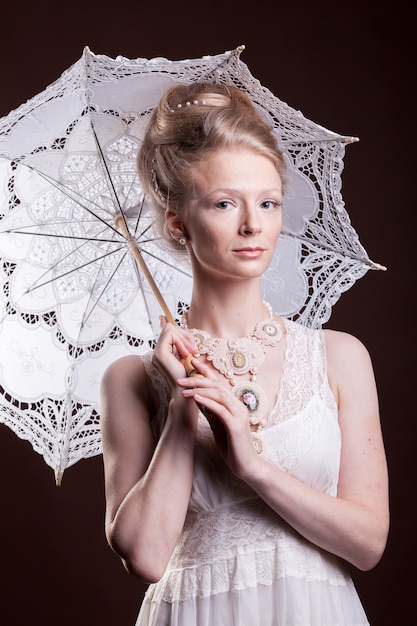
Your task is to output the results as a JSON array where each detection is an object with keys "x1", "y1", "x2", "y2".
[
  {"x1": 233, "y1": 380, "x2": 267, "y2": 427},
  {"x1": 232, "y1": 350, "x2": 247, "y2": 369},
  {"x1": 210, "y1": 337, "x2": 265, "y2": 378}
]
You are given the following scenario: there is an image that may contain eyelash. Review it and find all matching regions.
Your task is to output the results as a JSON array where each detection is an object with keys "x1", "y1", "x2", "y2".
[
  {"x1": 214, "y1": 199, "x2": 282, "y2": 210},
  {"x1": 215, "y1": 200, "x2": 233, "y2": 210},
  {"x1": 261, "y1": 200, "x2": 282, "y2": 210}
]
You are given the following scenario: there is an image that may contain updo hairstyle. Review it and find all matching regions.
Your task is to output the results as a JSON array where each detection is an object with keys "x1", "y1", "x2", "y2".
[{"x1": 136, "y1": 82, "x2": 286, "y2": 254}]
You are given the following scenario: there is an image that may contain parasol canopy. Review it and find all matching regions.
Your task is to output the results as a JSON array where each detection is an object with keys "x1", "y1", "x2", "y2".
[{"x1": 0, "y1": 46, "x2": 385, "y2": 483}]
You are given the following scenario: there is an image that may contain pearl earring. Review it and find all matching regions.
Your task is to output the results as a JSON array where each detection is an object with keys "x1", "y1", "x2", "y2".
[{"x1": 179, "y1": 236, "x2": 187, "y2": 245}]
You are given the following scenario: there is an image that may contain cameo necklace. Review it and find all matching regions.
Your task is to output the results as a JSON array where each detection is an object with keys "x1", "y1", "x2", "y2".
[{"x1": 181, "y1": 302, "x2": 283, "y2": 429}]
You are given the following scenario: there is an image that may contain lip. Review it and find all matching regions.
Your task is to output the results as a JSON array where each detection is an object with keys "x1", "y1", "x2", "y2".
[{"x1": 233, "y1": 247, "x2": 265, "y2": 258}]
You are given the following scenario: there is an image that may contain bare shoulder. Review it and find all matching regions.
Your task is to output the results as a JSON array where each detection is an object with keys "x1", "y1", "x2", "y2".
[
  {"x1": 100, "y1": 353, "x2": 156, "y2": 426},
  {"x1": 101, "y1": 354, "x2": 148, "y2": 392},
  {"x1": 322, "y1": 329, "x2": 376, "y2": 402},
  {"x1": 323, "y1": 328, "x2": 372, "y2": 368}
]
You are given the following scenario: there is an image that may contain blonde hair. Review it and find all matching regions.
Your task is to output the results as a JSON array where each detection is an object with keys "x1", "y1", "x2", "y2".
[{"x1": 137, "y1": 82, "x2": 286, "y2": 253}]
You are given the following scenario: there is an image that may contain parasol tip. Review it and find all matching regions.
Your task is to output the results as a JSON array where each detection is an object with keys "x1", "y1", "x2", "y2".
[
  {"x1": 55, "y1": 468, "x2": 63, "y2": 487},
  {"x1": 370, "y1": 261, "x2": 388, "y2": 272},
  {"x1": 83, "y1": 46, "x2": 91, "y2": 56},
  {"x1": 343, "y1": 135, "x2": 360, "y2": 144},
  {"x1": 234, "y1": 45, "x2": 246, "y2": 56}
]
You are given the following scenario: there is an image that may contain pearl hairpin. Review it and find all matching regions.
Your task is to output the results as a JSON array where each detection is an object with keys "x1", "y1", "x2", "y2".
[{"x1": 174, "y1": 99, "x2": 206, "y2": 110}]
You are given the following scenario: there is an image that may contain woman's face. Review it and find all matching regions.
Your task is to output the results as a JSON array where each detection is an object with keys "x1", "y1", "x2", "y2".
[{"x1": 181, "y1": 147, "x2": 283, "y2": 284}]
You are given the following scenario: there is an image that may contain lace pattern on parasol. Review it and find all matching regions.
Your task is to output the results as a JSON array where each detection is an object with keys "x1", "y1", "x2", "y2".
[{"x1": 0, "y1": 46, "x2": 385, "y2": 481}]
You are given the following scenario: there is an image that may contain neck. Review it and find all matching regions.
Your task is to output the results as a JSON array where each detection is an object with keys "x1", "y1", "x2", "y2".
[{"x1": 187, "y1": 279, "x2": 269, "y2": 338}]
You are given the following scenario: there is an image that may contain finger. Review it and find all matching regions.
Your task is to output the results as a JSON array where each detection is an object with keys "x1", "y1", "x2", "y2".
[
  {"x1": 188, "y1": 358, "x2": 212, "y2": 377},
  {"x1": 191, "y1": 389, "x2": 235, "y2": 417},
  {"x1": 158, "y1": 321, "x2": 199, "y2": 358},
  {"x1": 179, "y1": 383, "x2": 237, "y2": 418},
  {"x1": 183, "y1": 354, "x2": 205, "y2": 378},
  {"x1": 159, "y1": 315, "x2": 167, "y2": 328},
  {"x1": 180, "y1": 357, "x2": 217, "y2": 381},
  {"x1": 173, "y1": 338, "x2": 198, "y2": 359},
  {"x1": 178, "y1": 372, "x2": 217, "y2": 390}
]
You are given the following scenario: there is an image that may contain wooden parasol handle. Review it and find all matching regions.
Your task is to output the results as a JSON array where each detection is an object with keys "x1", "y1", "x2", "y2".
[{"x1": 115, "y1": 216, "x2": 202, "y2": 377}]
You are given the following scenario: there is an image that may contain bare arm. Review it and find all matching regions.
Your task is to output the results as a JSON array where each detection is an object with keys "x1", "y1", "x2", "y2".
[
  {"x1": 100, "y1": 321, "x2": 200, "y2": 582},
  {"x1": 179, "y1": 330, "x2": 389, "y2": 571}
]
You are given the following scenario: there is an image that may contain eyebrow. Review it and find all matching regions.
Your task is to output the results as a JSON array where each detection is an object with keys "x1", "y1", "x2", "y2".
[{"x1": 205, "y1": 187, "x2": 283, "y2": 195}]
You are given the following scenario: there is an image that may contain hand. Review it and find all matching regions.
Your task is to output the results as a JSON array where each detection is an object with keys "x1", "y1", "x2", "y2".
[
  {"x1": 153, "y1": 317, "x2": 200, "y2": 391},
  {"x1": 177, "y1": 360, "x2": 260, "y2": 479}
]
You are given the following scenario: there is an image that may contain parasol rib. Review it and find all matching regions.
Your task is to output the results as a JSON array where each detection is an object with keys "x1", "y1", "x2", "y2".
[
  {"x1": 87, "y1": 119, "x2": 178, "y2": 323},
  {"x1": 280, "y1": 231, "x2": 387, "y2": 271},
  {"x1": 115, "y1": 216, "x2": 176, "y2": 324}
]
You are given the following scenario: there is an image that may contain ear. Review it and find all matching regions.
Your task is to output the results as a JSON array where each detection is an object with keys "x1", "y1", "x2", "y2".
[{"x1": 165, "y1": 209, "x2": 187, "y2": 241}]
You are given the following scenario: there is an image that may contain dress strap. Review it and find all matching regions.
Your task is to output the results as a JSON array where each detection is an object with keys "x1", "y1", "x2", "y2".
[{"x1": 275, "y1": 320, "x2": 327, "y2": 422}]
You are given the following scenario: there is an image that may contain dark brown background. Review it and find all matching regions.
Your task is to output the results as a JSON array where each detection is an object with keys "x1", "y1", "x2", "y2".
[{"x1": 0, "y1": 1, "x2": 415, "y2": 624}]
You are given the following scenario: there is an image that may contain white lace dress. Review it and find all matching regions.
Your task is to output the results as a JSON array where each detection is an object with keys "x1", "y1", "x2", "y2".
[{"x1": 135, "y1": 319, "x2": 370, "y2": 626}]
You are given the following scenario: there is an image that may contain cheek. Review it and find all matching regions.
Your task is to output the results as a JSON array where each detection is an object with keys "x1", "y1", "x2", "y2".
[
  {"x1": 266, "y1": 215, "x2": 282, "y2": 240},
  {"x1": 274, "y1": 213, "x2": 283, "y2": 236},
  {"x1": 192, "y1": 222, "x2": 221, "y2": 245}
]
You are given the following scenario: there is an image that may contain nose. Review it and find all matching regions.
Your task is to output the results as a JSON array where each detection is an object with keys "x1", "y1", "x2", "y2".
[{"x1": 239, "y1": 205, "x2": 262, "y2": 235}]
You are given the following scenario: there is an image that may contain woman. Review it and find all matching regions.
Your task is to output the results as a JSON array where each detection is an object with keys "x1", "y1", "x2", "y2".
[{"x1": 100, "y1": 82, "x2": 389, "y2": 625}]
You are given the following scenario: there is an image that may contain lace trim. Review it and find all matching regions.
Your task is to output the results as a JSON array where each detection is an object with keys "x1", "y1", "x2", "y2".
[
  {"x1": 271, "y1": 319, "x2": 335, "y2": 423},
  {"x1": 150, "y1": 550, "x2": 350, "y2": 603},
  {"x1": 150, "y1": 501, "x2": 349, "y2": 603}
]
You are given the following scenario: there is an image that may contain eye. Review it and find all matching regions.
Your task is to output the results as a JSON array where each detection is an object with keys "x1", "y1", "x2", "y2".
[
  {"x1": 260, "y1": 199, "x2": 282, "y2": 210},
  {"x1": 214, "y1": 199, "x2": 233, "y2": 210}
]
